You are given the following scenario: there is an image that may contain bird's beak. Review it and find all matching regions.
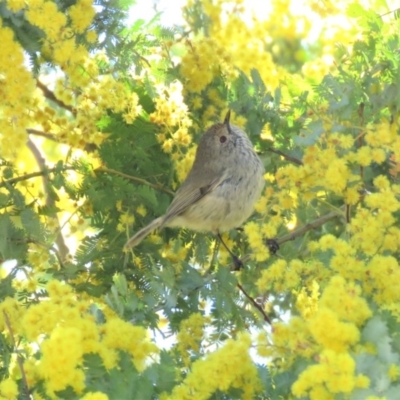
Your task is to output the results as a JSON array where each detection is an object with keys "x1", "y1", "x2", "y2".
[{"x1": 223, "y1": 110, "x2": 231, "y2": 131}]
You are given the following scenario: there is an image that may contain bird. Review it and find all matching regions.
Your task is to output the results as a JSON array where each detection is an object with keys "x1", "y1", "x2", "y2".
[{"x1": 124, "y1": 110, "x2": 265, "y2": 268}]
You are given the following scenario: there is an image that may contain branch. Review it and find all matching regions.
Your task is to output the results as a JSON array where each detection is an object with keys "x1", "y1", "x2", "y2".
[
  {"x1": 266, "y1": 147, "x2": 303, "y2": 165},
  {"x1": 27, "y1": 129, "x2": 59, "y2": 142},
  {"x1": 236, "y1": 207, "x2": 345, "y2": 267},
  {"x1": 276, "y1": 208, "x2": 345, "y2": 246},
  {"x1": 36, "y1": 80, "x2": 76, "y2": 115},
  {"x1": 3, "y1": 311, "x2": 30, "y2": 397},
  {"x1": 0, "y1": 166, "x2": 75, "y2": 188},
  {"x1": 96, "y1": 167, "x2": 174, "y2": 195},
  {"x1": 27, "y1": 129, "x2": 98, "y2": 153},
  {"x1": 237, "y1": 283, "x2": 271, "y2": 325},
  {"x1": 379, "y1": 7, "x2": 400, "y2": 17},
  {"x1": 27, "y1": 138, "x2": 70, "y2": 261}
]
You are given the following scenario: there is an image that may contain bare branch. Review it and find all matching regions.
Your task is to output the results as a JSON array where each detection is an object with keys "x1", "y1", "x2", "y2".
[
  {"x1": 266, "y1": 147, "x2": 303, "y2": 165},
  {"x1": 237, "y1": 283, "x2": 271, "y2": 325},
  {"x1": 36, "y1": 80, "x2": 76, "y2": 115},
  {"x1": 27, "y1": 129, "x2": 59, "y2": 142},
  {"x1": 276, "y1": 208, "x2": 345, "y2": 246},
  {"x1": 26, "y1": 138, "x2": 70, "y2": 261},
  {"x1": 0, "y1": 166, "x2": 75, "y2": 188}
]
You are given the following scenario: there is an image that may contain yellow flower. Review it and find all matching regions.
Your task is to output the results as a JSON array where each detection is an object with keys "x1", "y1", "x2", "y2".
[
  {"x1": 371, "y1": 148, "x2": 386, "y2": 164},
  {"x1": 257, "y1": 259, "x2": 287, "y2": 291},
  {"x1": 101, "y1": 318, "x2": 158, "y2": 372},
  {"x1": 136, "y1": 205, "x2": 147, "y2": 217},
  {"x1": 6, "y1": 0, "x2": 25, "y2": 12},
  {"x1": 167, "y1": 333, "x2": 261, "y2": 400},
  {"x1": 325, "y1": 158, "x2": 349, "y2": 193},
  {"x1": 81, "y1": 392, "x2": 109, "y2": 400},
  {"x1": 366, "y1": 397, "x2": 387, "y2": 400},
  {"x1": 292, "y1": 350, "x2": 364, "y2": 397},
  {"x1": 162, "y1": 138, "x2": 174, "y2": 153},
  {"x1": 176, "y1": 313, "x2": 206, "y2": 366},
  {"x1": 120, "y1": 212, "x2": 135, "y2": 225},
  {"x1": 388, "y1": 363, "x2": 400, "y2": 381},
  {"x1": 260, "y1": 123, "x2": 273, "y2": 141},
  {"x1": 86, "y1": 30, "x2": 97, "y2": 43},
  {"x1": 318, "y1": 234, "x2": 337, "y2": 251},
  {"x1": 191, "y1": 96, "x2": 203, "y2": 109},
  {"x1": 0, "y1": 297, "x2": 23, "y2": 334},
  {"x1": 0, "y1": 378, "x2": 18, "y2": 399},
  {"x1": 320, "y1": 276, "x2": 372, "y2": 326},
  {"x1": 69, "y1": 0, "x2": 96, "y2": 33},
  {"x1": 374, "y1": 175, "x2": 390, "y2": 190},
  {"x1": 356, "y1": 146, "x2": 373, "y2": 167},
  {"x1": 243, "y1": 220, "x2": 270, "y2": 262},
  {"x1": 367, "y1": 255, "x2": 400, "y2": 306},
  {"x1": 161, "y1": 240, "x2": 188, "y2": 264},
  {"x1": 365, "y1": 120, "x2": 397, "y2": 147},
  {"x1": 296, "y1": 280, "x2": 319, "y2": 319},
  {"x1": 355, "y1": 374, "x2": 370, "y2": 388},
  {"x1": 37, "y1": 327, "x2": 85, "y2": 395},
  {"x1": 344, "y1": 186, "x2": 360, "y2": 205},
  {"x1": 309, "y1": 307, "x2": 360, "y2": 352}
]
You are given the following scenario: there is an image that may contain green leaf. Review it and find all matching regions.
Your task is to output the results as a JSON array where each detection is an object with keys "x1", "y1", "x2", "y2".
[
  {"x1": 2, "y1": 167, "x2": 13, "y2": 179},
  {"x1": 20, "y1": 208, "x2": 45, "y2": 242},
  {"x1": 294, "y1": 119, "x2": 324, "y2": 146},
  {"x1": 0, "y1": 192, "x2": 9, "y2": 208},
  {"x1": 257, "y1": 364, "x2": 273, "y2": 393},
  {"x1": 273, "y1": 370, "x2": 297, "y2": 397},
  {"x1": 251, "y1": 68, "x2": 266, "y2": 93},
  {"x1": 108, "y1": 352, "x2": 151, "y2": 399},
  {"x1": 362, "y1": 316, "x2": 389, "y2": 343},
  {"x1": 144, "y1": 351, "x2": 177, "y2": 393},
  {"x1": 0, "y1": 214, "x2": 26, "y2": 259},
  {"x1": 177, "y1": 266, "x2": 205, "y2": 293},
  {"x1": 113, "y1": 273, "x2": 129, "y2": 296},
  {"x1": 135, "y1": 185, "x2": 158, "y2": 209}
]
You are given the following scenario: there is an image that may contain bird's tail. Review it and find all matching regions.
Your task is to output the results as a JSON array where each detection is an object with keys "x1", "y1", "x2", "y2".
[{"x1": 124, "y1": 217, "x2": 163, "y2": 249}]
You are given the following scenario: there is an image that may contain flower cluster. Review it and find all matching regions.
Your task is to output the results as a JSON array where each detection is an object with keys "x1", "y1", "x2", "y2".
[
  {"x1": 0, "y1": 22, "x2": 36, "y2": 160},
  {"x1": 176, "y1": 312, "x2": 207, "y2": 366},
  {"x1": 0, "y1": 280, "x2": 158, "y2": 398},
  {"x1": 271, "y1": 276, "x2": 372, "y2": 397},
  {"x1": 165, "y1": 333, "x2": 261, "y2": 400}
]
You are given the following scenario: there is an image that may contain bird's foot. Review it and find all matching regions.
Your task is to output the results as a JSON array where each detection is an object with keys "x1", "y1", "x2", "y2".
[
  {"x1": 231, "y1": 254, "x2": 244, "y2": 271},
  {"x1": 266, "y1": 238, "x2": 279, "y2": 255}
]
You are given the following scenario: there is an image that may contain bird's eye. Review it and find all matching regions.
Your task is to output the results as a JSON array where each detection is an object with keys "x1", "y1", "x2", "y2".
[{"x1": 220, "y1": 136, "x2": 227, "y2": 143}]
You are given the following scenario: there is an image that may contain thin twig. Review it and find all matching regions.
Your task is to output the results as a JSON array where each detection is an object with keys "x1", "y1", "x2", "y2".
[
  {"x1": 266, "y1": 147, "x2": 303, "y2": 165},
  {"x1": 36, "y1": 80, "x2": 76, "y2": 115},
  {"x1": 237, "y1": 283, "x2": 271, "y2": 325},
  {"x1": 132, "y1": 49, "x2": 152, "y2": 68},
  {"x1": 58, "y1": 203, "x2": 83, "y2": 233},
  {"x1": 96, "y1": 167, "x2": 174, "y2": 195},
  {"x1": 380, "y1": 7, "x2": 400, "y2": 17},
  {"x1": 3, "y1": 311, "x2": 30, "y2": 397},
  {"x1": 27, "y1": 129, "x2": 59, "y2": 142},
  {"x1": 0, "y1": 166, "x2": 75, "y2": 188}
]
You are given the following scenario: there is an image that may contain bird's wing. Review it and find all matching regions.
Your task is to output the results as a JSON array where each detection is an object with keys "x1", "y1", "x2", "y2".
[{"x1": 162, "y1": 172, "x2": 226, "y2": 225}]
